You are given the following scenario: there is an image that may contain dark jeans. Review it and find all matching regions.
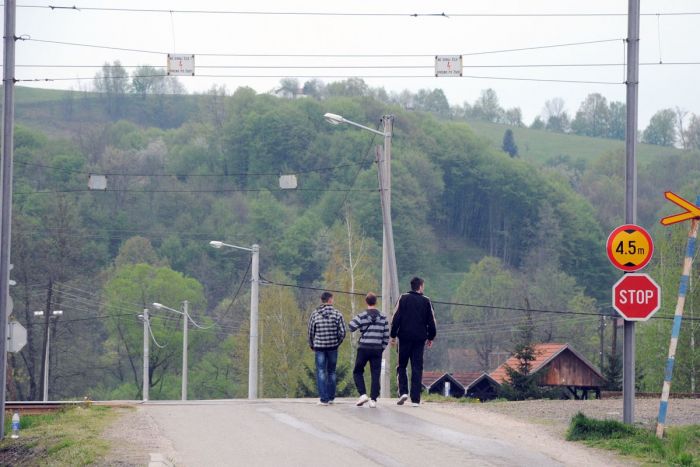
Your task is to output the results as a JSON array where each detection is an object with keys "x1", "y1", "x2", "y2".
[
  {"x1": 315, "y1": 349, "x2": 338, "y2": 402},
  {"x1": 396, "y1": 339, "x2": 425, "y2": 403},
  {"x1": 353, "y1": 347, "x2": 382, "y2": 400}
]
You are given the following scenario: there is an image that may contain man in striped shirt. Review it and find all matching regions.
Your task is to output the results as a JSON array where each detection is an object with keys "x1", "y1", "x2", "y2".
[
  {"x1": 308, "y1": 292, "x2": 346, "y2": 405},
  {"x1": 349, "y1": 292, "x2": 390, "y2": 408}
]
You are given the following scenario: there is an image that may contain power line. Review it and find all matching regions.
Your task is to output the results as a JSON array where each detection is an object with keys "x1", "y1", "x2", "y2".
[
  {"x1": 14, "y1": 187, "x2": 377, "y2": 195},
  {"x1": 15, "y1": 5, "x2": 700, "y2": 17},
  {"x1": 14, "y1": 160, "x2": 367, "y2": 177},
  {"x1": 22, "y1": 36, "x2": 622, "y2": 58}
]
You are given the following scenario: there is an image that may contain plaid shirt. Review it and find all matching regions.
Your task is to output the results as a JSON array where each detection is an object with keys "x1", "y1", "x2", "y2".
[
  {"x1": 308, "y1": 304, "x2": 346, "y2": 350},
  {"x1": 348, "y1": 309, "x2": 390, "y2": 350}
]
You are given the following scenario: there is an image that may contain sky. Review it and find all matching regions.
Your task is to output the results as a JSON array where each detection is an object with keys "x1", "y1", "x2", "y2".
[{"x1": 7, "y1": 0, "x2": 700, "y2": 127}]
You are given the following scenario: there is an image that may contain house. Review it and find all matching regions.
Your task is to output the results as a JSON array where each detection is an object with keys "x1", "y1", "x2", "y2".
[
  {"x1": 422, "y1": 371, "x2": 443, "y2": 390},
  {"x1": 490, "y1": 343, "x2": 605, "y2": 399},
  {"x1": 427, "y1": 372, "x2": 501, "y2": 401}
]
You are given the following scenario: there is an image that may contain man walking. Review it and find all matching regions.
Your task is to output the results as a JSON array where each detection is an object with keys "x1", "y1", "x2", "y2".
[
  {"x1": 308, "y1": 292, "x2": 346, "y2": 405},
  {"x1": 390, "y1": 277, "x2": 437, "y2": 406},
  {"x1": 349, "y1": 292, "x2": 390, "y2": 408}
]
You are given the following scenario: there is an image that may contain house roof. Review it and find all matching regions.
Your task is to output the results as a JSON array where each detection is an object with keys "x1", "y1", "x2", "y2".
[
  {"x1": 489, "y1": 343, "x2": 603, "y2": 384},
  {"x1": 426, "y1": 372, "x2": 501, "y2": 392},
  {"x1": 422, "y1": 371, "x2": 443, "y2": 388}
]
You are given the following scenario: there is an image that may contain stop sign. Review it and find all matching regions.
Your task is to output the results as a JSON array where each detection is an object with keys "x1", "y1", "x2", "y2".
[{"x1": 612, "y1": 273, "x2": 661, "y2": 321}]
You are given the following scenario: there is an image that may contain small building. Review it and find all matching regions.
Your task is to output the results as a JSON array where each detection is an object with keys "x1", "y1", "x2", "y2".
[
  {"x1": 422, "y1": 371, "x2": 443, "y2": 391},
  {"x1": 490, "y1": 343, "x2": 605, "y2": 399},
  {"x1": 426, "y1": 372, "x2": 501, "y2": 401}
]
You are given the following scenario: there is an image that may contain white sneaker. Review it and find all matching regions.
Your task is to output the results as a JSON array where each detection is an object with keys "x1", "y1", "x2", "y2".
[
  {"x1": 328, "y1": 400, "x2": 335, "y2": 405},
  {"x1": 397, "y1": 394, "x2": 409, "y2": 405},
  {"x1": 317, "y1": 401, "x2": 329, "y2": 406},
  {"x1": 356, "y1": 394, "x2": 369, "y2": 406},
  {"x1": 369, "y1": 400, "x2": 377, "y2": 408},
  {"x1": 411, "y1": 402, "x2": 420, "y2": 407}
]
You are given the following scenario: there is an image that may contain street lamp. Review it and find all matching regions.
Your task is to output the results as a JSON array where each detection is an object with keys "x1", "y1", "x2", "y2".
[
  {"x1": 152, "y1": 301, "x2": 189, "y2": 401},
  {"x1": 324, "y1": 112, "x2": 399, "y2": 399},
  {"x1": 33, "y1": 310, "x2": 63, "y2": 401},
  {"x1": 209, "y1": 240, "x2": 260, "y2": 399}
]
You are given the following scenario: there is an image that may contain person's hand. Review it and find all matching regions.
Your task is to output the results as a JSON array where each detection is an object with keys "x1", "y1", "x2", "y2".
[
  {"x1": 390, "y1": 338, "x2": 397, "y2": 347},
  {"x1": 426, "y1": 340, "x2": 433, "y2": 349}
]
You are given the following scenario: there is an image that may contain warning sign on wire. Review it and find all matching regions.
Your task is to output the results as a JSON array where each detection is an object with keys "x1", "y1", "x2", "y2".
[
  {"x1": 435, "y1": 55, "x2": 462, "y2": 77},
  {"x1": 167, "y1": 54, "x2": 195, "y2": 76}
]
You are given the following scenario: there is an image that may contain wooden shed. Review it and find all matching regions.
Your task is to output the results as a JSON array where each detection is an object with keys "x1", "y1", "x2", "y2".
[
  {"x1": 490, "y1": 343, "x2": 605, "y2": 399},
  {"x1": 426, "y1": 372, "x2": 501, "y2": 401}
]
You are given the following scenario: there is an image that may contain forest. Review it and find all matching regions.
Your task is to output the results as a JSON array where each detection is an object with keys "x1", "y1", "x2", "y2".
[{"x1": 5, "y1": 73, "x2": 700, "y2": 401}]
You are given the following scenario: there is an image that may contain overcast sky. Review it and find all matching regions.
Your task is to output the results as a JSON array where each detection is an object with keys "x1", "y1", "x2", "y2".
[{"x1": 8, "y1": 0, "x2": 700, "y2": 127}]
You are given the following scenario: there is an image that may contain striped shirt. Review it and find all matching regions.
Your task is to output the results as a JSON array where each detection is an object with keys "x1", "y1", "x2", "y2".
[
  {"x1": 308, "y1": 304, "x2": 346, "y2": 350},
  {"x1": 348, "y1": 308, "x2": 390, "y2": 350}
]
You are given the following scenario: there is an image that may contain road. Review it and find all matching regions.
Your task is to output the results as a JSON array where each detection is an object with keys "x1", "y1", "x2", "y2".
[{"x1": 124, "y1": 399, "x2": 627, "y2": 467}]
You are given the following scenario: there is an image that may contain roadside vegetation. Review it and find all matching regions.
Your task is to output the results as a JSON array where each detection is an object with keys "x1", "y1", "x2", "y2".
[
  {"x1": 0, "y1": 406, "x2": 119, "y2": 466},
  {"x1": 567, "y1": 412, "x2": 700, "y2": 466}
]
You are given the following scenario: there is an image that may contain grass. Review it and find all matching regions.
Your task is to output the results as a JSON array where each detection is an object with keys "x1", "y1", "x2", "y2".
[
  {"x1": 0, "y1": 406, "x2": 120, "y2": 466},
  {"x1": 567, "y1": 412, "x2": 700, "y2": 466},
  {"x1": 422, "y1": 393, "x2": 482, "y2": 404},
  {"x1": 464, "y1": 119, "x2": 684, "y2": 166}
]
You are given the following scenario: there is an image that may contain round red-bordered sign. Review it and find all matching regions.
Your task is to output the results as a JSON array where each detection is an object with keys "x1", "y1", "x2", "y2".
[{"x1": 606, "y1": 224, "x2": 654, "y2": 272}]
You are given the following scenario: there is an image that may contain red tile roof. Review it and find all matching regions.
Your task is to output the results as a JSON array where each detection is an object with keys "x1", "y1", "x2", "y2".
[
  {"x1": 422, "y1": 371, "x2": 443, "y2": 388},
  {"x1": 490, "y1": 343, "x2": 569, "y2": 384}
]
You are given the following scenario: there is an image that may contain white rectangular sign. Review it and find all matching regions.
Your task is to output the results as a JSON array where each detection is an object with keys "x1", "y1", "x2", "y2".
[
  {"x1": 435, "y1": 55, "x2": 462, "y2": 77},
  {"x1": 167, "y1": 54, "x2": 195, "y2": 76}
]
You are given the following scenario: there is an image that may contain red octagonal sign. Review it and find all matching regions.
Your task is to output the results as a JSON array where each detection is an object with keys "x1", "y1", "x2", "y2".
[{"x1": 612, "y1": 273, "x2": 661, "y2": 321}]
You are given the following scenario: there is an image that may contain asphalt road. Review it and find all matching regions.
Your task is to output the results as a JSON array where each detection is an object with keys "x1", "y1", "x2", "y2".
[{"x1": 139, "y1": 399, "x2": 626, "y2": 467}]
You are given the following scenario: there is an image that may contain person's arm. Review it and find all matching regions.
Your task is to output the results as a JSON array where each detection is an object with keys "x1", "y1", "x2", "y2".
[
  {"x1": 348, "y1": 313, "x2": 361, "y2": 332},
  {"x1": 337, "y1": 312, "x2": 347, "y2": 343},
  {"x1": 382, "y1": 317, "x2": 390, "y2": 349},
  {"x1": 307, "y1": 313, "x2": 315, "y2": 349},
  {"x1": 390, "y1": 298, "x2": 402, "y2": 339},
  {"x1": 426, "y1": 300, "x2": 437, "y2": 341}
]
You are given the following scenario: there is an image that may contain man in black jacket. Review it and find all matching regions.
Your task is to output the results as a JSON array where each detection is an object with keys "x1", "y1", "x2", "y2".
[{"x1": 390, "y1": 277, "x2": 437, "y2": 406}]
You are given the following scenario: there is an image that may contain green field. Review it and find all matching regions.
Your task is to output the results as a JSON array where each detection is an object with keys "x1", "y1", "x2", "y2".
[{"x1": 465, "y1": 119, "x2": 684, "y2": 166}]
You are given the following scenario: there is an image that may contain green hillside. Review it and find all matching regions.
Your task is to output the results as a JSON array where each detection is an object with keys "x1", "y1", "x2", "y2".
[{"x1": 464, "y1": 119, "x2": 683, "y2": 165}]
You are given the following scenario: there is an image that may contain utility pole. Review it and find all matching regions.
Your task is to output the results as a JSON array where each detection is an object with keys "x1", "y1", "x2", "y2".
[
  {"x1": 377, "y1": 115, "x2": 399, "y2": 399},
  {"x1": 623, "y1": 0, "x2": 640, "y2": 425},
  {"x1": 249, "y1": 244, "x2": 260, "y2": 399},
  {"x1": 0, "y1": 0, "x2": 16, "y2": 439},
  {"x1": 599, "y1": 313, "x2": 606, "y2": 372},
  {"x1": 142, "y1": 308, "x2": 149, "y2": 402},
  {"x1": 182, "y1": 300, "x2": 188, "y2": 401}
]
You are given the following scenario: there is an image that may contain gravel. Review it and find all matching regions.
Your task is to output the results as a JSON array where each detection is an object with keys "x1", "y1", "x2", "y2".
[{"x1": 469, "y1": 397, "x2": 700, "y2": 436}]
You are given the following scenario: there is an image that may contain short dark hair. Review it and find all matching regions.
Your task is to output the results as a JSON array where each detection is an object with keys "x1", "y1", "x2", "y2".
[
  {"x1": 410, "y1": 277, "x2": 424, "y2": 292},
  {"x1": 321, "y1": 292, "x2": 333, "y2": 303},
  {"x1": 365, "y1": 292, "x2": 377, "y2": 306}
]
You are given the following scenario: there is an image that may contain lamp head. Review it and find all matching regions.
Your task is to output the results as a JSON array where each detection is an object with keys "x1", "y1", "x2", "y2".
[
  {"x1": 323, "y1": 112, "x2": 344, "y2": 125},
  {"x1": 209, "y1": 241, "x2": 223, "y2": 249},
  {"x1": 33, "y1": 311, "x2": 44, "y2": 316},
  {"x1": 152, "y1": 302, "x2": 164, "y2": 309},
  {"x1": 52, "y1": 310, "x2": 63, "y2": 316}
]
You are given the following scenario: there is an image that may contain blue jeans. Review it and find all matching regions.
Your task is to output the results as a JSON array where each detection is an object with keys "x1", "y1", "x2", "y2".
[{"x1": 315, "y1": 349, "x2": 338, "y2": 402}]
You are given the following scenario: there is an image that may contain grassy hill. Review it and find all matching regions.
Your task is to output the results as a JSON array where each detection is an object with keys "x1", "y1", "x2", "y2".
[{"x1": 464, "y1": 119, "x2": 683, "y2": 166}]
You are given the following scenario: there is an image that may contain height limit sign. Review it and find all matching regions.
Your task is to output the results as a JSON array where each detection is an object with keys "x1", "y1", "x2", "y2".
[
  {"x1": 606, "y1": 224, "x2": 654, "y2": 272},
  {"x1": 435, "y1": 55, "x2": 462, "y2": 77}
]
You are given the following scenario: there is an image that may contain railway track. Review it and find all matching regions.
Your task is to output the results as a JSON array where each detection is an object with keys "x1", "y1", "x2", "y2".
[{"x1": 4, "y1": 400, "x2": 138, "y2": 414}]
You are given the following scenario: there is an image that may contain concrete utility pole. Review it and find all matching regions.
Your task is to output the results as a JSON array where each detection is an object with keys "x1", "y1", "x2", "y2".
[
  {"x1": 34, "y1": 310, "x2": 63, "y2": 401},
  {"x1": 182, "y1": 300, "x2": 189, "y2": 401},
  {"x1": 623, "y1": 0, "x2": 640, "y2": 425},
  {"x1": 208, "y1": 241, "x2": 260, "y2": 399},
  {"x1": 249, "y1": 244, "x2": 260, "y2": 400},
  {"x1": 142, "y1": 308, "x2": 149, "y2": 402},
  {"x1": 0, "y1": 0, "x2": 16, "y2": 440},
  {"x1": 377, "y1": 116, "x2": 399, "y2": 399}
]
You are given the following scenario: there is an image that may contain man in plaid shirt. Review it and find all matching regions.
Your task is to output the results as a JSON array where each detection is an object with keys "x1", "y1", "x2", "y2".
[{"x1": 308, "y1": 292, "x2": 346, "y2": 405}]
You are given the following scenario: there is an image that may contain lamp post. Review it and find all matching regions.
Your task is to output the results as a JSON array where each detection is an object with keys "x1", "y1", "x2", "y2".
[
  {"x1": 33, "y1": 310, "x2": 63, "y2": 401},
  {"x1": 209, "y1": 241, "x2": 260, "y2": 399},
  {"x1": 152, "y1": 301, "x2": 189, "y2": 401},
  {"x1": 139, "y1": 308, "x2": 150, "y2": 402},
  {"x1": 324, "y1": 112, "x2": 399, "y2": 399}
]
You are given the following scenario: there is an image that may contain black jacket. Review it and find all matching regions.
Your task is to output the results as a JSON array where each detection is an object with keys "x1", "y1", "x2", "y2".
[{"x1": 390, "y1": 291, "x2": 437, "y2": 341}]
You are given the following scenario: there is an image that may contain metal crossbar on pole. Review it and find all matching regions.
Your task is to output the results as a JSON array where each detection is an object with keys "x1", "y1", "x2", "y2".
[{"x1": 656, "y1": 213, "x2": 699, "y2": 438}]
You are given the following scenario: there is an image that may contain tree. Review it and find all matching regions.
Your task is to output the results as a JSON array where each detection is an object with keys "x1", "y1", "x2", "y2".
[
  {"x1": 414, "y1": 89, "x2": 450, "y2": 117},
  {"x1": 276, "y1": 78, "x2": 301, "y2": 98},
  {"x1": 93, "y1": 61, "x2": 130, "y2": 116},
  {"x1": 499, "y1": 313, "x2": 542, "y2": 401},
  {"x1": 472, "y1": 89, "x2": 503, "y2": 123},
  {"x1": 571, "y1": 93, "x2": 610, "y2": 137},
  {"x1": 543, "y1": 98, "x2": 570, "y2": 133},
  {"x1": 642, "y1": 108, "x2": 677, "y2": 146},
  {"x1": 504, "y1": 108, "x2": 523, "y2": 127},
  {"x1": 502, "y1": 129, "x2": 518, "y2": 157},
  {"x1": 530, "y1": 116, "x2": 545, "y2": 129},
  {"x1": 685, "y1": 114, "x2": 700, "y2": 150},
  {"x1": 607, "y1": 101, "x2": 626, "y2": 140}
]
